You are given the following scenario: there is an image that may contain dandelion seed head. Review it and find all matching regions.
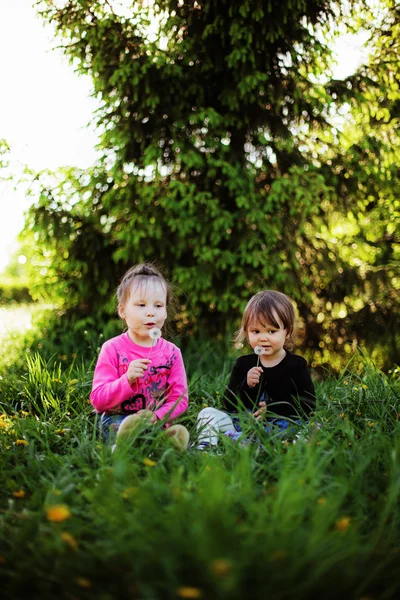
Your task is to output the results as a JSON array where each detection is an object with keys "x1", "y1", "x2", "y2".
[
  {"x1": 149, "y1": 327, "x2": 162, "y2": 341},
  {"x1": 254, "y1": 346, "x2": 265, "y2": 356}
]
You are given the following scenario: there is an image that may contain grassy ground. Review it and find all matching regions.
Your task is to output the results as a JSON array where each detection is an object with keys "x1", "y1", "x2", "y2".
[{"x1": 0, "y1": 306, "x2": 399, "y2": 599}]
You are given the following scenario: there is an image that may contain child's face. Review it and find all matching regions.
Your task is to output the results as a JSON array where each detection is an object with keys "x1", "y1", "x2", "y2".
[
  {"x1": 119, "y1": 279, "x2": 167, "y2": 346},
  {"x1": 247, "y1": 316, "x2": 288, "y2": 360}
]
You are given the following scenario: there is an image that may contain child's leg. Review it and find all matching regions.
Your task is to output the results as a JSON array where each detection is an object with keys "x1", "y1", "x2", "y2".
[
  {"x1": 99, "y1": 414, "x2": 127, "y2": 444},
  {"x1": 196, "y1": 407, "x2": 235, "y2": 447}
]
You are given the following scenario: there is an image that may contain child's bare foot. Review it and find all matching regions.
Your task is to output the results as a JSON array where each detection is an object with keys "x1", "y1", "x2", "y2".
[{"x1": 165, "y1": 425, "x2": 189, "y2": 451}]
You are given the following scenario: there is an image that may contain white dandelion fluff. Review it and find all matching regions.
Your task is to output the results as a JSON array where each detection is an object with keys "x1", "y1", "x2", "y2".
[
  {"x1": 254, "y1": 345, "x2": 265, "y2": 367},
  {"x1": 149, "y1": 327, "x2": 162, "y2": 341}
]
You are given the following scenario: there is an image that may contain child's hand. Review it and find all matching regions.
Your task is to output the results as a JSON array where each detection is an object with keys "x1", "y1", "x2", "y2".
[
  {"x1": 253, "y1": 400, "x2": 267, "y2": 421},
  {"x1": 126, "y1": 359, "x2": 151, "y2": 385},
  {"x1": 247, "y1": 366, "x2": 263, "y2": 388}
]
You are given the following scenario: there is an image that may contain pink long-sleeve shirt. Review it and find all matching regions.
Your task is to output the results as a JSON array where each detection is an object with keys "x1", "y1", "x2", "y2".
[{"x1": 90, "y1": 332, "x2": 188, "y2": 424}]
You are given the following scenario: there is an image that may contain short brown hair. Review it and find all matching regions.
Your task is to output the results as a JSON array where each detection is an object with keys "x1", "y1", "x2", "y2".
[
  {"x1": 116, "y1": 263, "x2": 170, "y2": 308},
  {"x1": 234, "y1": 290, "x2": 295, "y2": 347}
]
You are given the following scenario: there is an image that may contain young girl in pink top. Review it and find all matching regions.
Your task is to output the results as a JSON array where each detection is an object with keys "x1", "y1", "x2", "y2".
[{"x1": 90, "y1": 263, "x2": 189, "y2": 450}]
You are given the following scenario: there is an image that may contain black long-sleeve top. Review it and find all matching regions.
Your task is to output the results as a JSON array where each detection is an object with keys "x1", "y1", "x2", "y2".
[{"x1": 222, "y1": 351, "x2": 316, "y2": 418}]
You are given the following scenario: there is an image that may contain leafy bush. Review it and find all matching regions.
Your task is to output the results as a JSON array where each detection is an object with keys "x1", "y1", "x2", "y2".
[{"x1": 0, "y1": 277, "x2": 33, "y2": 304}]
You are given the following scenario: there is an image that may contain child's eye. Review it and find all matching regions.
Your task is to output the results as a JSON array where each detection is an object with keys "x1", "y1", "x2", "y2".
[{"x1": 251, "y1": 330, "x2": 259, "y2": 334}]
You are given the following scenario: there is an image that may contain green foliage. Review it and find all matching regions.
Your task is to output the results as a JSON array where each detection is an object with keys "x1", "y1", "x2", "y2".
[
  {"x1": 0, "y1": 323, "x2": 400, "y2": 599},
  {"x1": 20, "y1": 0, "x2": 400, "y2": 367},
  {"x1": 0, "y1": 138, "x2": 10, "y2": 174},
  {"x1": 0, "y1": 277, "x2": 33, "y2": 304}
]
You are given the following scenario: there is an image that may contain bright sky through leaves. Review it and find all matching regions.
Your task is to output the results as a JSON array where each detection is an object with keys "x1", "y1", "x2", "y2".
[{"x1": 0, "y1": 0, "x2": 368, "y2": 272}]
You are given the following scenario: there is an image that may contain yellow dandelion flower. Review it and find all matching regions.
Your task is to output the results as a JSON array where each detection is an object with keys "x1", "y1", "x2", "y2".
[
  {"x1": 343, "y1": 381, "x2": 348, "y2": 385},
  {"x1": 76, "y1": 577, "x2": 91, "y2": 588},
  {"x1": 356, "y1": 411, "x2": 361, "y2": 416},
  {"x1": 46, "y1": 504, "x2": 71, "y2": 522},
  {"x1": 210, "y1": 558, "x2": 232, "y2": 577},
  {"x1": 317, "y1": 497, "x2": 327, "y2": 505},
  {"x1": 52, "y1": 378, "x2": 63, "y2": 384},
  {"x1": 19, "y1": 411, "x2": 29, "y2": 416},
  {"x1": 143, "y1": 457, "x2": 157, "y2": 467},
  {"x1": 55, "y1": 429, "x2": 66, "y2": 435},
  {"x1": 60, "y1": 532, "x2": 78, "y2": 550},
  {"x1": 353, "y1": 386, "x2": 359, "y2": 391},
  {"x1": 369, "y1": 422, "x2": 375, "y2": 428},
  {"x1": 339, "y1": 413, "x2": 345, "y2": 419},
  {"x1": 270, "y1": 550, "x2": 287, "y2": 561},
  {"x1": 12, "y1": 490, "x2": 26, "y2": 499},
  {"x1": 176, "y1": 587, "x2": 202, "y2": 599},
  {"x1": 0, "y1": 421, "x2": 7, "y2": 429},
  {"x1": 15, "y1": 439, "x2": 29, "y2": 446},
  {"x1": 336, "y1": 516, "x2": 351, "y2": 531},
  {"x1": 121, "y1": 487, "x2": 138, "y2": 499},
  {"x1": 361, "y1": 384, "x2": 368, "y2": 389}
]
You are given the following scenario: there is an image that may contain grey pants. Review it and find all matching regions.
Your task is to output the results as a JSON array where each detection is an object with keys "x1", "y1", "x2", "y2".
[{"x1": 196, "y1": 407, "x2": 236, "y2": 446}]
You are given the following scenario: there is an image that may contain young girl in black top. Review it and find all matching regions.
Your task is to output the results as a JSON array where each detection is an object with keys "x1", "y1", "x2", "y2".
[{"x1": 196, "y1": 290, "x2": 316, "y2": 449}]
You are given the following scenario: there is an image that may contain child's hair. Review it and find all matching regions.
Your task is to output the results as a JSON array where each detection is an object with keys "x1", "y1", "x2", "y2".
[
  {"x1": 116, "y1": 263, "x2": 171, "y2": 309},
  {"x1": 234, "y1": 290, "x2": 296, "y2": 348}
]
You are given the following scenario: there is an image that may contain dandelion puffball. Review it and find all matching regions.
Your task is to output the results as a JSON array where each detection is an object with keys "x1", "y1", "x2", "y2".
[
  {"x1": 149, "y1": 327, "x2": 162, "y2": 341},
  {"x1": 254, "y1": 346, "x2": 265, "y2": 356}
]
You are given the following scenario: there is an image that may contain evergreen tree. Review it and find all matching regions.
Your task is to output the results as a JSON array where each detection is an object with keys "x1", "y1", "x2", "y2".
[{"x1": 24, "y1": 0, "x2": 399, "y2": 366}]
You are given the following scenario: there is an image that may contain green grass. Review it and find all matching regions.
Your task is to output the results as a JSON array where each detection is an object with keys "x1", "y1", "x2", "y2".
[{"x1": 0, "y1": 309, "x2": 399, "y2": 599}]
